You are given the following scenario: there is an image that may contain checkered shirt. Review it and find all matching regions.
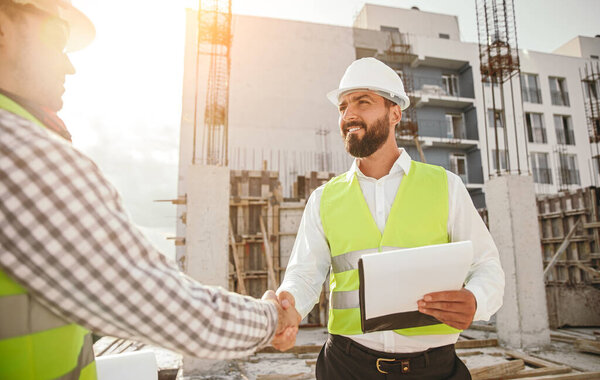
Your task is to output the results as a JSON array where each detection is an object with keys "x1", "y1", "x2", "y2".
[{"x1": 0, "y1": 109, "x2": 277, "y2": 359}]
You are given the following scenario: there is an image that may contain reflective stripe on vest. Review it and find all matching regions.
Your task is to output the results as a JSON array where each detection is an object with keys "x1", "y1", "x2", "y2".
[
  {"x1": 0, "y1": 270, "x2": 97, "y2": 379},
  {"x1": 0, "y1": 93, "x2": 98, "y2": 378},
  {"x1": 321, "y1": 160, "x2": 461, "y2": 336}
]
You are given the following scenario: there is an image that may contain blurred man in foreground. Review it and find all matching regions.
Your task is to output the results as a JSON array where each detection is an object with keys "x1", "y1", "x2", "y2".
[{"x1": 0, "y1": 1, "x2": 300, "y2": 378}]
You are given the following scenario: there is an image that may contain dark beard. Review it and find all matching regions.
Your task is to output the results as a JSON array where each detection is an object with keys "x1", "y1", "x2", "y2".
[{"x1": 342, "y1": 112, "x2": 390, "y2": 158}]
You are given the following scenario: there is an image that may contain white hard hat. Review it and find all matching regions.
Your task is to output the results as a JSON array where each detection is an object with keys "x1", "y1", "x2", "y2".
[
  {"x1": 327, "y1": 57, "x2": 410, "y2": 110},
  {"x1": 12, "y1": 0, "x2": 95, "y2": 52}
]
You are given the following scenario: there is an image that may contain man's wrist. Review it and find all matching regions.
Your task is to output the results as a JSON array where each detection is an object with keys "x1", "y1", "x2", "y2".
[{"x1": 258, "y1": 299, "x2": 279, "y2": 347}]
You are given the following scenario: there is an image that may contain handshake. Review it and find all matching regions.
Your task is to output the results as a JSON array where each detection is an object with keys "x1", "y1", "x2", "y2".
[{"x1": 262, "y1": 290, "x2": 302, "y2": 351}]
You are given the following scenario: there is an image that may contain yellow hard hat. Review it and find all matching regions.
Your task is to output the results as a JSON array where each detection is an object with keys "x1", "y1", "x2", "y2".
[{"x1": 12, "y1": 0, "x2": 95, "y2": 52}]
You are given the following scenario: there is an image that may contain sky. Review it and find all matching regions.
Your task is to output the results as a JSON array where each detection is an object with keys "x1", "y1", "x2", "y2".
[{"x1": 59, "y1": 0, "x2": 599, "y2": 258}]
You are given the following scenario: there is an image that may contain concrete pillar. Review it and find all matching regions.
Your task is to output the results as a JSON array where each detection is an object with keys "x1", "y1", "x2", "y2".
[
  {"x1": 182, "y1": 164, "x2": 230, "y2": 374},
  {"x1": 484, "y1": 174, "x2": 550, "y2": 349}
]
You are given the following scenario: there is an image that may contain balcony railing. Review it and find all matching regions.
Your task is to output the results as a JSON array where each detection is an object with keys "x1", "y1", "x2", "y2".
[
  {"x1": 522, "y1": 88, "x2": 542, "y2": 104},
  {"x1": 413, "y1": 75, "x2": 467, "y2": 98},
  {"x1": 558, "y1": 168, "x2": 580, "y2": 185},
  {"x1": 555, "y1": 128, "x2": 576, "y2": 145},
  {"x1": 418, "y1": 119, "x2": 467, "y2": 139},
  {"x1": 550, "y1": 91, "x2": 570, "y2": 107},
  {"x1": 532, "y1": 168, "x2": 552, "y2": 184}
]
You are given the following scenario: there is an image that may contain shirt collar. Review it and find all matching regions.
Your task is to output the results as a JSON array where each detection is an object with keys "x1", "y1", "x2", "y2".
[{"x1": 346, "y1": 148, "x2": 412, "y2": 181}]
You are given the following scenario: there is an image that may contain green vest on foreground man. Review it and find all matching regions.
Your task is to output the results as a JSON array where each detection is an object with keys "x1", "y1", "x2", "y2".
[{"x1": 0, "y1": 93, "x2": 97, "y2": 380}]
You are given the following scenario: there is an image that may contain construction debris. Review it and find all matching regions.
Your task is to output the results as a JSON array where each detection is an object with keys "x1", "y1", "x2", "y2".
[{"x1": 93, "y1": 326, "x2": 600, "y2": 379}]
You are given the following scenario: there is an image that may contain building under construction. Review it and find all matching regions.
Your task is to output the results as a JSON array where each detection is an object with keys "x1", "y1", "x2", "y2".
[{"x1": 165, "y1": 2, "x2": 600, "y2": 378}]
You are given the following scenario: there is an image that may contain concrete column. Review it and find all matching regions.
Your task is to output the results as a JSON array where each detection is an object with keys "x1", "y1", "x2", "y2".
[
  {"x1": 182, "y1": 164, "x2": 230, "y2": 374},
  {"x1": 484, "y1": 174, "x2": 550, "y2": 349}
]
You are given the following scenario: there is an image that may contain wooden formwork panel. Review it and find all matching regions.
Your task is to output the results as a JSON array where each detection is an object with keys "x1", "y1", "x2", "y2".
[
  {"x1": 229, "y1": 170, "x2": 281, "y2": 298},
  {"x1": 535, "y1": 187, "x2": 600, "y2": 328},
  {"x1": 537, "y1": 187, "x2": 600, "y2": 286},
  {"x1": 294, "y1": 171, "x2": 336, "y2": 200}
]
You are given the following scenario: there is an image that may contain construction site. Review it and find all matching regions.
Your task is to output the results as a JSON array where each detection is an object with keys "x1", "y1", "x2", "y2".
[{"x1": 87, "y1": 0, "x2": 600, "y2": 379}]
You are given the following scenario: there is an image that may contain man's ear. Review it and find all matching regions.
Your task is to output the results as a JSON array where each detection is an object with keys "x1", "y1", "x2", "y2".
[{"x1": 390, "y1": 105, "x2": 402, "y2": 125}]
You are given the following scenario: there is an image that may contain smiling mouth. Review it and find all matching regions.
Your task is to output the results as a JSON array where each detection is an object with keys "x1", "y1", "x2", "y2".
[{"x1": 346, "y1": 127, "x2": 362, "y2": 134}]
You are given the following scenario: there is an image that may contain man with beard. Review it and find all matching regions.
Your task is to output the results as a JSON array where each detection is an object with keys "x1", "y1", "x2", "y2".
[{"x1": 275, "y1": 58, "x2": 504, "y2": 379}]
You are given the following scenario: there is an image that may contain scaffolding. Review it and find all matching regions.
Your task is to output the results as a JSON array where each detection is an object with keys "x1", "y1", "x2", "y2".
[
  {"x1": 192, "y1": 0, "x2": 232, "y2": 166},
  {"x1": 580, "y1": 62, "x2": 600, "y2": 187},
  {"x1": 475, "y1": 0, "x2": 527, "y2": 177},
  {"x1": 383, "y1": 31, "x2": 427, "y2": 162}
]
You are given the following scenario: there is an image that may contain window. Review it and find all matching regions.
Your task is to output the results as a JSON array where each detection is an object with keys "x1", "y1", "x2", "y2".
[
  {"x1": 530, "y1": 152, "x2": 552, "y2": 184},
  {"x1": 491, "y1": 149, "x2": 507, "y2": 171},
  {"x1": 445, "y1": 113, "x2": 465, "y2": 139},
  {"x1": 525, "y1": 112, "x2": 547, "y2": 143},
  {"x1": 442, "y1": 74, "x2": 459, "y2": 96},
  {"x1": 450, "y1": 153, "x2": 468, "y2": 183},
  {"x1": 591, "y1": 55, "x2": 599, "y2": 60},
  {"x1": 554, "y1": 115, "x2": 575, "y2": 145},
  {"x1": 558, "y1": 153, "x2": 580, "y2": 185},
  {"x1": 439, "y1": 33, "x2": 450, "y2": 39},
  {"x1": 521, "y1": 73, "x2": 542, "y2": 104},
  {"x1": 487, "y1": 109, "x2": 504, "y2": 129},
  {"x1": 548, "y1": 77, "x2": 570, "y2": 106}
]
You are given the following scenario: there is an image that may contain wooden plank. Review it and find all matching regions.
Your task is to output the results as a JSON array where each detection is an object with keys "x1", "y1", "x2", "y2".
[
  {"x1": 457, "y1": 350, "x2": 483, "y2": 357},
  {"x1": 257, "y1": 373, "x2": 313, "y2": 380},
  {"x1": 259, "y1": 215, "x2": 278, "y2": 290},
  {"x1": 455, "y1": 338, "x2": 498, "y2": 349},
  {"x1": 584, "y1": 221, "x2": 600, "y2": 229},
  {"x1": 544, "y1": 218, "x2": 582, "y2": 277},
  {"x1": 575, "y1": 262, "x2": 600, "y2": 277},
  {"x1": 505, "y1": 350, "x2": 563, "y2": 368},
  {"x1": 229, "y1": 220, "x2": 247, "y2": 295},
  {"x1": 574, "y1": 338, "x2": 600, "y2": 355},
  {"x1": 470, "y1": 360, "x2": 524, "y2": 380},
  {"x1": 524, "y1": 372, "x2": 600, "y2": 380},
  {"x1": 504, "y1": 366, "x2": 571, "y2": 379},
  {"x1": 468, "y1": 324, "x2": 497, "y2": 332}
]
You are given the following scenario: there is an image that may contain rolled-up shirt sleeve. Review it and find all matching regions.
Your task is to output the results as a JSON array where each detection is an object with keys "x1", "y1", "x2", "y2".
[
  {"x1": 0, "y1": 110, "x2": 277, "y2": 360},
  {"x1": 277, "y1": 187, "x2": 332, "y2": 319}
]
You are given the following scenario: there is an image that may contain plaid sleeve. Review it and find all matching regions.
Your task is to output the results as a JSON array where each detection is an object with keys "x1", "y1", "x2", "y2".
[{"x1": 0, "y1": 110, "x2": 277, "y2": 359}]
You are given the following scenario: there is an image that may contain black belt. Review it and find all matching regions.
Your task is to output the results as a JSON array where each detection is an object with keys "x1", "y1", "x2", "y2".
[{"x1": 329, "y1": 334, "x2": 456, "y2": 375}]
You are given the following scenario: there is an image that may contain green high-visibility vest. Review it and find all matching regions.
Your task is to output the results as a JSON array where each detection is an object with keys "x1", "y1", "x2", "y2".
[
  {"x1": 320, "y1": 159, "x2": 462, "y2": 336},
  {"x1": 0, "y1": 93, "x2": 97, "y2": 379}
]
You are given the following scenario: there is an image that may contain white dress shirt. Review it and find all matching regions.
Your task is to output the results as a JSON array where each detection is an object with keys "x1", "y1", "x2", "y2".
[{"x1": 278, "y1": 149, "x2": 504, "y2": 353}]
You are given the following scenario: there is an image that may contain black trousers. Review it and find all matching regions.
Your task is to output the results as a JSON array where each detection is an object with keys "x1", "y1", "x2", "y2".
[{"x1": 316, "y1": 335, "x2": 471, "y2": 380}]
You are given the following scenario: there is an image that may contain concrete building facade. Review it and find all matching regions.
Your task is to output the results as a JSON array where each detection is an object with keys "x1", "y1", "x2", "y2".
[{"x1": 178, "y1": 4, "x2": 599, "y2": 213}]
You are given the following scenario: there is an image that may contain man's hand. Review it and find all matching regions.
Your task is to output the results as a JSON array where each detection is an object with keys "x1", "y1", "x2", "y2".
[
  {"x1": 417, "y1": 288, "x2": 477, "y2": 330},
  {"x1": 262, "y1": 290, "x2": 301, "y2": 351}
]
